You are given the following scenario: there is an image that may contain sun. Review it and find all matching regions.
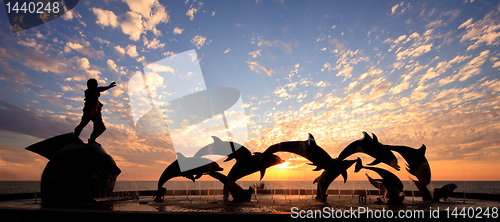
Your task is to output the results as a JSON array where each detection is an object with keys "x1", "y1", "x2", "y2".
[{"x1": 274, "y1": 161, "x2": 294, "y2": 169}]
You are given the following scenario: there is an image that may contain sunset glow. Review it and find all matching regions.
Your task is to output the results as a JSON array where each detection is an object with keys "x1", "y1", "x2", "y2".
[{"x1": 1, "y1": 0, "x2": 500, "y2": 182}]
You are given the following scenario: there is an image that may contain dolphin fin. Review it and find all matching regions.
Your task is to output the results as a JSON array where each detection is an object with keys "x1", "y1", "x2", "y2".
[
  {"x1": 361, "y1": 132, "x2": 372, "y2": 141},
  {"x1": 211, "y1": 136, "x2": 223, "y2": 143},
  {"x1": 176, "y1": 152, "x2": 187, "y2": 160},
  {"x1": 307, "y1": 133, "x2": 317, "y2": 146},
  {"x1": 354, "y1": 157, "x2": 363, "y2": 173},
  {"x1": 259, "y1": 169, "x2": 266, "y2": 180},
  {"x1": 367, "y1": 159, "x2": 382, "y2": 166},
  {"x1": 372, "y1": 133, "x2": 379, "y2": 142}
]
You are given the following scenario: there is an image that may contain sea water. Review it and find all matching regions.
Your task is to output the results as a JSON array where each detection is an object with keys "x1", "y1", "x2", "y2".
[{"x1": 1, "y1": 181, "x2": 499, "y2": 195}]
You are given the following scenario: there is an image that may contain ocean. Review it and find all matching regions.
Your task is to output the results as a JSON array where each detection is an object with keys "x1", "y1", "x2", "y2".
[{"x1": 1, "y1": 180, "x2": 499, "y2": 195}]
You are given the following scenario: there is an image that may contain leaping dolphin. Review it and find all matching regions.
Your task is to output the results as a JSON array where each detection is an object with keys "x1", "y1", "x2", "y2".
[
  {"x1": 223, "y1": 151, "x2": 284, "y2": 200},
  {"x1": 263, "y1": 133, "x2": 335, "y2": 172},
  {"x1": 312, "y1": 159, "x2": 357, "y2": 202},
  {"x1": 154, "y1": 153, "x2": 223, "y2": 202},
  {"x1": 193, "y1": 136, "x2": 252, "y2": 162},
  {"x1": 365, "y1": 133, "x2": 431, "y2": 201},
  {"x1": 337, "y1": 132, "x2": 400, "y2": 170},
  {"x1": 354, "y1": 158, "x2": 404, "y2": 204},
  {"x1": 385, "y1": 143, "x2": 431, "y2": 186}
]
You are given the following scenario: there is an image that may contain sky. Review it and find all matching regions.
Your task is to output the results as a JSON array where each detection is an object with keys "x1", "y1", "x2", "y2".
[{"x1": 0, "y1": 0, "x2": 500, "y2": 183}]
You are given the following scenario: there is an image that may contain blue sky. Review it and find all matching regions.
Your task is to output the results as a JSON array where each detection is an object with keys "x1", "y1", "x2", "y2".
[{"x1": 0, "y1": 0, "x2": 499, "y2": 181}]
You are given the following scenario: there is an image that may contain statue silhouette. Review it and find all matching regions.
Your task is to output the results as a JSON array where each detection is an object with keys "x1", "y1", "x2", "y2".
[{"x1": 74, "y1": 79, "x2": 116, "y2": 145}]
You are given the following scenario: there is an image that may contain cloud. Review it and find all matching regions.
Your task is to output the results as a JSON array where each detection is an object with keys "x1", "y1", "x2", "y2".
[
  {"x1": 336, "y1": 65, "x2": 353, "y2": 80},
  {"x1": 20, "y1": 48, "x2": 71, "y2": 74},
  {"x1": 247, "y1": 61, "x2": 273, "y2": 76},
  {"x1": 120, "y1": 12, "x2": 144, "y2": 41},
  {"x1": 114, "y1": 45, "x2": 126, "y2": 57},
  {"x1": 64, "y1": 42, "x2": 83, "y2": 53},
  {"x1": 459, "y1": 7, "x2": 500, "y2": 50},
  {"x1": 248, "y1": 49, "x2": 262, "y2": 58},
  {"x1": 426, "y1": 20, "x2": 443, "y2": 29},
  {"x1": 63, "y1": 39, "x2": 105, "y2": 59},
  {"x1": 257, "y1": 37, "x2": 295, "y2": 53},
  {"x1": 126, "y1": 45, "x2": 139, "y2": 57},
  {"x1": 147, "y1": 63, "x2": 175, "y2": 73},
  {"x1": 74, "y1": 57, "x2": 90, "y2": 70},
  {"x1": 122, "y1": 0, "x2": 156, "y2": 17},
  {"x1": 143, "y1": 38, "x2": 165, "y2": 49},
  {"x1": 107, "y1": 59, "x2": 118, "y2": 72},
  {"x1": 438, "y1": 50, "x2": 489, "y2": 86},
  {"x1": 191, "y1": 35, "x2": 211, "y2": 49},
  {"x1": 0, "y1": 47, "x2": 13, "y2": 60},
  {"x1": 173, "y1": 27, "x2": 184, "y2": 34},
  {"x1": 0, "y1": 99, "x2": 75, "y2": 138},
  {"x1": 186, "y1": 2, "x2": 203, "y2": 20},
  {"x1": 419, "y1": 55, "x2": 470, "y2": 84},
  {"x1": 91, "y1": 1, "x2": 169, "y2": 41},
  {"x1": 0, "y1": 58, "x2": 33, "y2": 92},
  {"x1": 389, "y1": 81, "x2": 410, "y2": 95},
  {"x1": 391, "y1": 2, "x2": 405, "y2": 15},
  {"x1": 122, "y1": 0, "x2": 170, "y2": 36},
  {"x1": 91, "y1": 8, "x2": 118, "y2": 28}
]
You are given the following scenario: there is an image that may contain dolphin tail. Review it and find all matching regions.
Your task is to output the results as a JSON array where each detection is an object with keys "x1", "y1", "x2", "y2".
[
  {"x1": 25, "y1": 132, "x2": 84, "y2": 160},
  {"x1": 354, "y1": 157, "x2": 363, "y2": 173}
]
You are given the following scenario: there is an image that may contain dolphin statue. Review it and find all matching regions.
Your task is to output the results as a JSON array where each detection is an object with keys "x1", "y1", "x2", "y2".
[
  {"x1": 263, "y1": 133, "x2": 336, "y2": 172},
  {"x1": 337, "y1": 132, "x2": 400, "y2": 170},
  {"x1": 263, "y1": 133, "x2": 357, "y2": 201},
  {"x1": 433, "y1": 183, "x2": 458, "y2": 202},
  {"x1": 193, "y1": 136, "x2": 252, "y2": 162},
  {"x1": 384, "y1": 142, "x2": 431, "y2": 186},
  {"x1": 364, "y1": 133, "x2": 431, "y2": 200},
  {"x1": 154, "y1": 153, "x2": 223, "y2": 202},
  {"x1": 355, "y1": 157, "x2": 404, "y2": 204},
  {"x1": 25, "y1": 132, "x2": 121, "y2": 206},
  {"x1": 312, "y1": 159, "x2": 357, "y2": 202},
  {"x1": 222, "y1": 151, "x2": 284, "y2": 200}
]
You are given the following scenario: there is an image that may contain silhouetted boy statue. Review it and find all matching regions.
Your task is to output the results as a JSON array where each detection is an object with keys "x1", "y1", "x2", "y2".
[{"x1": 74, "y1": 78, "x2": 116, "y2": 145}]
